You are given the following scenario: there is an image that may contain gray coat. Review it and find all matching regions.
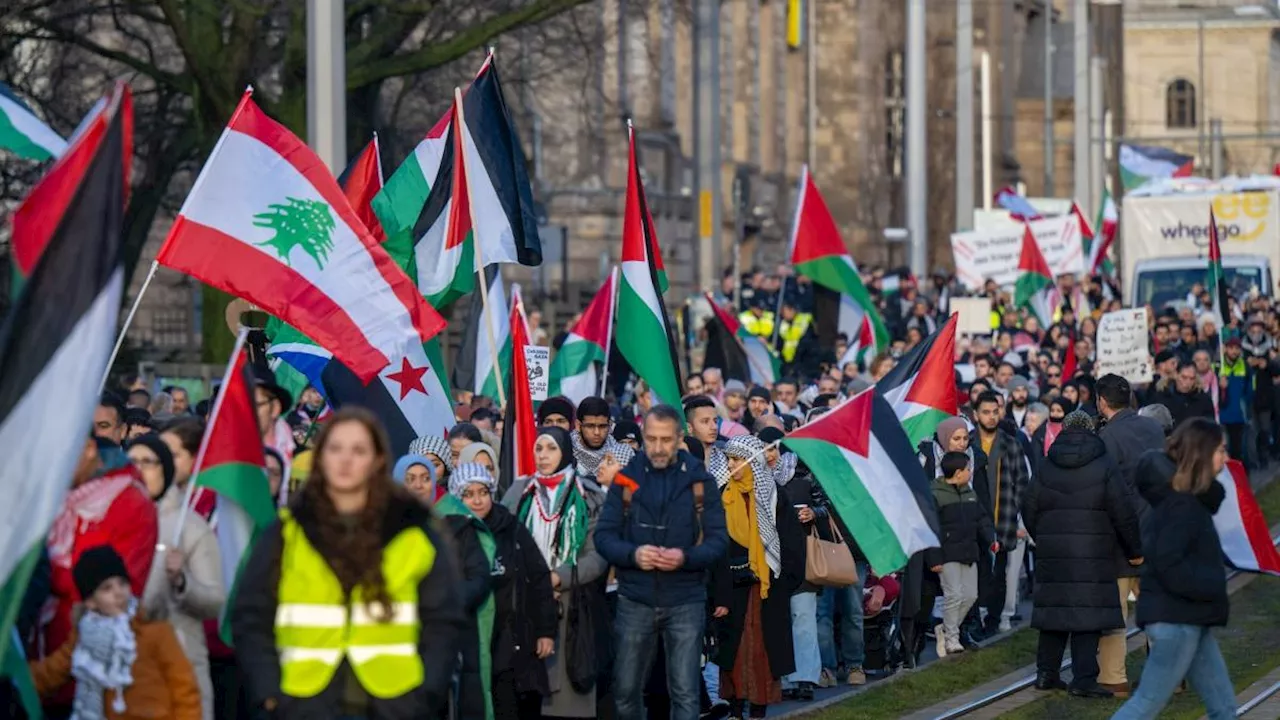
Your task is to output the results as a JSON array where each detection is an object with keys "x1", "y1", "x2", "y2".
[
  {"x1": 1099, "y1": 409, "x2": 1165, "y2": 577},
  {"x1": 503, "y1": 476, "x2": 609, "y2": 718}
]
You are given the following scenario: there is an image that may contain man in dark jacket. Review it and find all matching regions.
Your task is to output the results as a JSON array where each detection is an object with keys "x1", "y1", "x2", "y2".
[
  {"x1": 1095, "y1": 374, "x2": 1164, "y2": 696},
  {"x1": 1022, "y1": 412, "x2": 1143, "y2": 698},
  {"x1": 1155, "y1": 362, "x2": 1216, "y2": 428},
  {"x1": 595, "y1": 405, "x2": 729, "y2": 720},
  {"x1": 972, "y1": 391, "x2": 1031, "y2": 637}
]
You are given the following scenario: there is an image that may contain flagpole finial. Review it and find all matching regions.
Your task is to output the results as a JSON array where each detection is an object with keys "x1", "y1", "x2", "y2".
[
  {"x1": 244, "y1": 85, "x2": 255, "y2": 96},
  {"x1": 626, "y1": 117, "x2": 633, "y2": 130},
  {"x1": 487, "y1": 46, "x2": 496, "y2": 57}
]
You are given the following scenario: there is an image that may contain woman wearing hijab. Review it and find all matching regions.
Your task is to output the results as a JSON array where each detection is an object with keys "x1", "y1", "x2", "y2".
[
  {"x1": 408, "y1": 434, "x2": 454, "y2": 502},
  {"x1": 710, "y1": 435, "x2": 805, "y2": 719},
  {"x1": 394, "y1": 450, "x2": 496, "y2": 720},
  {"x1": 502, "y1": 426, "x2": 609, "y2": 718},
  {"x1": 128, "y1": 433, "x2": 224, "y2": 720},
  {"x1": 451, "y1": 463, "x2": 557, "y2": 720},
  {"x1": 1030, "y1": 398, "x2": 1074, "y2": 469}
]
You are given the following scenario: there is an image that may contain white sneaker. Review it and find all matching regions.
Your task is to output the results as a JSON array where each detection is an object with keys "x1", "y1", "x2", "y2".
[
  {"x1": 935, "y1": 623, "x2": 948, "y2": 658},
  {"x1": 998, "y1": 620, "x2": 1012, "y2": 633},
  {"x1": 945, "y1": 640, "x2": 966, "y2": 654}
]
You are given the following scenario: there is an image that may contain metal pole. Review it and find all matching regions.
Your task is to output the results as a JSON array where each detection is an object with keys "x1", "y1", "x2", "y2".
[
  {"x1": 1073, "y1": 0, "x2": 1090, "y2": 212},
  {"x1": 1198, "y1": 14, "x2": 1206, "y2": 165},
  {"x1": 1210, "y1": 118, "x2": 1224, "y2": 179},
  {"x1": 905, "y1": 0, "x2": 927, "y2": 279},
  {"x1": 1043, "y1": 7, "x2": 1055, "y2": 197},
  {"x1": 306, "y1": 0, "x2": 346, "y2": 174},
  {"x1": 694, "y1": 0, "x2": 722, "y2": 292},
  {"x1": 956, "y1": 0, "x2": 974, "y2": 232},
  {"x1": 1090, "y1": 57, "x2": 1106, "y2": 201},
  {"x1": 806, "y1": 0, "x2": 816, "y2": 167},
  {"x1": 981, "y1": 50, "x2": 993, "y2": 210}
]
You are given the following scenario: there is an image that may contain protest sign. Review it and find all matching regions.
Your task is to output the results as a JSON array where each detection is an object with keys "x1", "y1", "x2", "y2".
[
  {"x1": 950, "y1": 214, "x2": 1084, "y2": 290},
  {"x1": 524, "y1": 345, "x2": 550, "y2": 401},
  {"x1": 1094, "y1": 309, "x2": 1152, "y2": 385},
  {"x1": 950, "y1": 297, "x2": 993, "y2": 337}
]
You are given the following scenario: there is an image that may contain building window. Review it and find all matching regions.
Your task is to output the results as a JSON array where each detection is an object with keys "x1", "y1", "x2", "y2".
[{"x1": 1166, "y1": 79, "x2": 1197, "y2": 129}]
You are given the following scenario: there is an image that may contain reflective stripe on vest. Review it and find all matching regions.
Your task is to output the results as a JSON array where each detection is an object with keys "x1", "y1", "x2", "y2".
[
  {"x1": 274, "y1": 510, "x2": 436, "y2": 699},
  {"x1": 780, "y1": 314, "x2": 813, "y2": 362}
]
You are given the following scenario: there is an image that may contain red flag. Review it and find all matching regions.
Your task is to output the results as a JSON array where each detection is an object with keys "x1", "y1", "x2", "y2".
[
  {"x1": 337, "y1": 135, "x2": 385, "y2": 242},
  {"x1": 500, "y1": 300, "x2": 537, "y2": 480}
]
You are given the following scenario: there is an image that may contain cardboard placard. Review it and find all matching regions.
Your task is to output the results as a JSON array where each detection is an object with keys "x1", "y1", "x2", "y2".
[
  {"x1": 1094, "y1": 308, "x2": 1152, "y2": 385},
  {"x1": 951, "y1": 297, "x2": 994, "y2": 337},
  {"x1": 525, "y1": 345, "x2": 550, "y2": 401}
]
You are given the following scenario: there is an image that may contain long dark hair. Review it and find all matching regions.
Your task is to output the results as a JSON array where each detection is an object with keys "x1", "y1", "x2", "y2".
[
  {"x1": 299, "y1": 408, "x2": 396, "y2": 621},
  {"x1": 1166, "y1": 418, "x2": 1224, "y2": 495}
]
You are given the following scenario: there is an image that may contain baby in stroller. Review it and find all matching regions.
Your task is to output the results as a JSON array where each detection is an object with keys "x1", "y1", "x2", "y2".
[{"x1": 861, "y1": 573, "x2": 903, "y2": 675}]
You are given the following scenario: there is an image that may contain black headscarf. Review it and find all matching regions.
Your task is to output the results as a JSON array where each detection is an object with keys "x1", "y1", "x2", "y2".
[
  {"x1": 126, "y1": 433, "x2": 175, "y2": 501},
  {"x1": 535, "y1": 425, "x2": 575, "y2": 475}
]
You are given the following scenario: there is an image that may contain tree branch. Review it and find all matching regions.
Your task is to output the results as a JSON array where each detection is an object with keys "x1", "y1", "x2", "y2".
[{"x1": 14, "y1": 14, "x2": 191, "y2": 93}]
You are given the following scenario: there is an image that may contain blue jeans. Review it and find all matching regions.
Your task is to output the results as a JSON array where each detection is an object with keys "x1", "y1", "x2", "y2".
[
  {"x1": 816, "y1": 561, "x2": 869, "y2": 671},
  {"x1": 1112, "y1": 623, "x2": 1236, "y2": 720},
  {"x1": 783, "y1": 592, "x2": 821, "y2": 687},
  {"x1": 613, "y1": 596, "x2": 705, "y2": 720}
]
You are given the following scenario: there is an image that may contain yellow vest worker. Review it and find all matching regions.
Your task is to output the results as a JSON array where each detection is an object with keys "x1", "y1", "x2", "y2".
[
  {"x1": 779, "y1": 312, "x2": 814, "y2": 362},
  {"x1": 738, "y1": 309, "x2": 776, "y2": 339}
]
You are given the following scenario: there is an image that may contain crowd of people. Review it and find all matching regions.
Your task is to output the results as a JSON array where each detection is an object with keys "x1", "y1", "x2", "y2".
[{"x1": 0, "y1": 264, "x2": 1263, "y2": 720}]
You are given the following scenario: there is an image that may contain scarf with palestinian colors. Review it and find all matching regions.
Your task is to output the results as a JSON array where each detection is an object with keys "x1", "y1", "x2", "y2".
[{"x1": 517, "y1": 431, "x2": 591, "y2": 570}]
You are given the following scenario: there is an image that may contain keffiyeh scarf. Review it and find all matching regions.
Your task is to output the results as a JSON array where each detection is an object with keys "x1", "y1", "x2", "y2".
[
  {"x1": 48, "y1": 470, "x2": 136, "y2": 570},
  {"x1": 931, "y1": 441, "x2": 975, "y2": 479},
  {"x1": 772, "y1": 451, "x2": 799, "y2": 486},
  {"x1": 71, "y1": 599, "x2": 138, "y2": 719},
  {"x1": 722, "y1": 436, "x2": 782, "y2": 584},
  {"x1": 571, "y1": 430, "x2": 635, "y2": 478},
  {"x1": 408, "y1": 435, "x2": 454, "y2": 475}
]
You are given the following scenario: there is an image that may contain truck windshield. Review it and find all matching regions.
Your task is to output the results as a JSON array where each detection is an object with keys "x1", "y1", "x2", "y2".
[{"x1": 1135, "y1": 266, "x2": 1266, "y2": 309}]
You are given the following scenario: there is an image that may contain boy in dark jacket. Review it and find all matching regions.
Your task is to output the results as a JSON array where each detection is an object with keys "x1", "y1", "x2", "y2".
[{"x1": 926, "y1": 452, "x2": 997, "y2": 657}]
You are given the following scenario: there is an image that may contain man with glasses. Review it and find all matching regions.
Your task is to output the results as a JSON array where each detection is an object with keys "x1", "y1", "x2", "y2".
[{"x1": 572, "y1": 397, "x2": 634, "y2": 481}]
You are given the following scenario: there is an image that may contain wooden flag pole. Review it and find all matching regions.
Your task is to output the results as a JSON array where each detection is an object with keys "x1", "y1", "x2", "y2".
[{"x1": 456, "y1": 87, "x2": 507, "y2": 407}]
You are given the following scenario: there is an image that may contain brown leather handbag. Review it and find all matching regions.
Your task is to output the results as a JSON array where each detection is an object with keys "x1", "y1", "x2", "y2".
[{"x1": 805, "y1": 518, "x2": 858, "y2": 587}]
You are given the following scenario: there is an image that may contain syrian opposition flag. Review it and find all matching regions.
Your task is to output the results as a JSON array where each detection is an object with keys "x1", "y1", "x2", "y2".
[
  {"x1": 994, "y1": 186, "x2": 1042, "y2": 222},
  {"x1": 617, "y1": 123, "x2": 683, "y2": 414},
  {"x1": 0, "y1": 82, "x2": 66, "y2": 161},
  {"x1": 10, "y1": 87, "x2": 132, "y2": 297},
  {"x1": 0, "y1": 89, "x2": 134, "y2": 663},
  {"x1": 454, "y1": 265, "x2": 512, "y2": 402},
  {"x1": 785, "y1": 389, "x2": 941, "y2": 575},
  {"x1": 1120, "y1": 143, "x2": 1194, "y2": 191},
  {"x1": 704, "y1": 293, "x2": 781, "y2": 385},
  {"x1": 549, "y1": 270, "x2": 617, "y2": 405},
  {"x1": 156, "y1": 90, "x2": 446, "y2": 383},
  {"x1": 1207, "y1": 208, "x2": 1229, "y2": 327},
  {"x1": 1214, "y1": 460, "x2": 1280, "y2": 576},
  {"x1": 500, "y1": 300, "x2": 537, "y2": 482},
  {"x1": 1086, "y1": 190, "x2": 1118, "y2": 277},
  {"x1": 190, "y1": 337, "x2": 277, "y2": 642},
  {"x1": 338, "y1": 134, "x2": 385, "y2": 243},
  {"x1": 1015, "y1": 224, "x2": 1056, "y2": 327},
  {"x1": 875, "y1": 313, "x2": 959, "y2": 447},
  {"x1": 789, "y1": 165, "x2": 890, "y2": 353}
]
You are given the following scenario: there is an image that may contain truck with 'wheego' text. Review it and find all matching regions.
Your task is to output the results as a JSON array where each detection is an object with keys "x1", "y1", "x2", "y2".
[{"x1": 1120, "y1": 177, "x2": 1280, "y2": 310}]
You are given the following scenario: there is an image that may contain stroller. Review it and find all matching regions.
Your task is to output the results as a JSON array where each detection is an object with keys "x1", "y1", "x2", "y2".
[{"x1": 862, "y1": 599, "x2": 905, "y2": 676}]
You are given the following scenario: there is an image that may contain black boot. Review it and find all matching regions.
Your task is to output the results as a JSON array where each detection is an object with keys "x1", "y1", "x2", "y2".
[
  {"x1": 1069, "y1": 683, "x2": 1115, "y2": 699},
  {"x1": 1034, "y1": 671, "x2": 1067, "y2": 691}
]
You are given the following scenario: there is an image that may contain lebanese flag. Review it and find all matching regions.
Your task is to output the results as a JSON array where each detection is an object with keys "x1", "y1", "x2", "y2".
[
  {"x1": 500, "y1": 299, "x2": 537, "y2": 481},
  {"x1": 337, "y1": 134, "x2": 385, "y2": 243},
  {"x1": 549, "y1": 269, "x2": 617, "y2": 405},
  {"x1": 786, "y1": 389, "x2": 941, "y2": 575},
  {"x1": 875, "y1": 313, "x2": 959, "y2": 447},
  {"x1": 1214, "y1": 460, "x2": 1280, "y2": 576},
  {"x1": 156, "y1": 90, "x2": 445, "y2": 383}
]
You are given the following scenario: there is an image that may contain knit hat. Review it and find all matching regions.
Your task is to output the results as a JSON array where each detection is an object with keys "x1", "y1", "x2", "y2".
[
  {"x1": 1138, "y1": 403, "x2": 1175, "y2": 432},
  {"x1": 392, "y1": 453, "x2": 435, "y2": 486},
  {"x1": 747, "y1": 386, "x2": 771, "y2": 402},
  {"x1": 74, "y1": 545, "x2": 131, "y2": 599},
  {"x1": 724, "y1": 379, "x2": 747, "y2": 396},
  {"x1": 756, "y1": 426, "x2": 785, "y2": 445},
  {"x1": 537, "y1": 396, "x2": 576, "y2": 426},
  {"x1": 408, "y1": 435, "x2": 453, "y2": 476},
  {"x1": 1062, "y1": 410, "x2": 1095, "y2": 432},
  {"x1": 449, "y1": 462, "x2": 498, "y2": 499},
  {"x1": 612, "y1": 420, "x2": 641, "y2": 445},
  {"x1": 125, "y1": 433, "x2": 176, "y2": 500}
]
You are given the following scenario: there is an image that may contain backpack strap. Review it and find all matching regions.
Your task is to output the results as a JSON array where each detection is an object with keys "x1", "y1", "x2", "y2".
[{"x1": 618, "y1": 476, "x2": 706, "y2": 546}]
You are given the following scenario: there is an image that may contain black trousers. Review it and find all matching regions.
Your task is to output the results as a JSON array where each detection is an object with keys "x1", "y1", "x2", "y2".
[
  {"x1": 977, "y1": 549, "x2": 1009, "y2": 627},
  {"x1": 1225, "y1": 423, "x2": 1246, "y2": 462},
  {"x1": 1037, "y1": 630, "x2": 1102, "y2": 688},
  {"x1": 492, "y1": 670, "x2": 544, "y2": 720}
]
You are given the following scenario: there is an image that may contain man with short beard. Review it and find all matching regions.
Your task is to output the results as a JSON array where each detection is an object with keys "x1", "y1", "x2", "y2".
[
  {"x1": 1005, "y1": 377, "x2": 1032, "y2": 428},
  {"x1": 972, "y1": 392, "x2": 1031, "y2": 638}
]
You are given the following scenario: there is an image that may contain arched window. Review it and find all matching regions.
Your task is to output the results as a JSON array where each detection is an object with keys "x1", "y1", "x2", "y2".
[{"x1": 1166, "y1": 79, "x2": 1197, "y2": 129}]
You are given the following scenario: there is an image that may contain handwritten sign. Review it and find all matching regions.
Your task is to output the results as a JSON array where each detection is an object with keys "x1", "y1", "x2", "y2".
[
  {"x1": 525, "y1": 345, "x2": 550, "y2": 401},
  {"x1": 1094, "y1": 309, "x2": 1152, "y2": 385},
  {"x1": 950, "y1": 214, "x2": 1084, "y2": 290}
]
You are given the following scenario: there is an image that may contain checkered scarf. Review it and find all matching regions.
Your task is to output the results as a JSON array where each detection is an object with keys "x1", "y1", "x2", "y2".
[{"x1": 723, "y1": 435, "x2": 781, "y2": 578}]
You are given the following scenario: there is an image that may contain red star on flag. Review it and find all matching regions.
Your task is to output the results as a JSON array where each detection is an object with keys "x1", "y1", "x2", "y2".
[{"x1": 385, "y1": 356, "x2": 429, "y2": 400}]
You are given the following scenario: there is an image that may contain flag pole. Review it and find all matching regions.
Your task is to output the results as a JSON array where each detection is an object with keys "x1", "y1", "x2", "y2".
[
  {"x1": 456, "y1": 86, "x2": 507, "y2": 408},
  {"x1": 599, "y1": 266, "x2": 619, "y2": 398},
  {"x1": 707, "y1": 293, "x2": 774, "y2": 383},
  {"x1": 774, "y1": 166, "x2": 807, "y2": 350},
  {"x1": 170, "y1": 327, "x2": 250, "y2": 548},
  {"x1": 100, "y1": 260, "x2": 158, "y2": 392}
]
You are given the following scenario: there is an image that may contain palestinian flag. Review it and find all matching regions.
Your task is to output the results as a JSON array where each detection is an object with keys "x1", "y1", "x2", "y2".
[
  {"x1": 838, "y1": 311, "x2": 876, "y2": 370},
  {"x1": 0, "y1": 82, "x2": 66, "y2": 160},
  {"x1": 192, "y1": 339, "x2": 277, "y2": 642},
  {"x1": 1208, "y1": 208, "x2": 1229, "y2": 325},
  {"x1": 454, "y1": 265, "x2": 512, "y2": 402},
  {"x1": 875, "y1": 313, "x2": 959, "y2": 447},
  {"x1": 10, "y1": 87, "x2": 132, "y2": 297},
  {"x1": 0, "y1": 89, "x2": 133, "y2": 667},
  {"x1": 156, "y1": 90, "x2": 445, "y2": 383},
  {"x1": 338, "y1": 134, "x2": 385, "y2": 243},
  {"x1": 785, "y1": 389, "x2": 941, "y2": 575},
  {"x1": 617, "y1": 124, "x2": 683, "y2": 414},
  {"x1": 704, "y1": 293, "x2": 780, "y2": 385},
  {"x1": 789, "y1": 165, "x2": 889, "y2": 353},
  {"x1": 1086, "y1": 190, "x2": 1118, "y2": 278},
  {"x1": 1214, "y1": 460, "x2": 1280, "y2": 576},
  {"x1": 549, "y1": 269, "x2": 617, "y2": 405},
  {"x1": 1119, "y1": 143, "x2": 1194, "y2": 191},
  {"x1": 501, "y1": 299, "x2": 538, "y2": 482},
  {"x1": 1014, "y1": 224, "x2": 1055, "y2": 327}
]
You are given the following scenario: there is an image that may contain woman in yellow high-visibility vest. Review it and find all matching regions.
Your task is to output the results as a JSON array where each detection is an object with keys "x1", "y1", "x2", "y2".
[{"x1": 232, "y1": 408, "x2": 465, "y2": 720}]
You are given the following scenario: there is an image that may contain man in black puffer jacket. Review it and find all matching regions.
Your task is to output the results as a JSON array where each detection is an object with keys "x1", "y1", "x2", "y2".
[{"x1": 1022, "y1": 411, "x2": 1143, "y2": 698}]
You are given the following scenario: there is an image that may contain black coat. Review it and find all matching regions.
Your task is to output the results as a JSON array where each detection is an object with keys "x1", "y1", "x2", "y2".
[
  {"x1": 780, "y1": 468, "x2": 831, "y2": 595},
  {"x1": 443, "y1": 510, "x2": 495, "y2": 720},
  {"x1": 1155, "y1": 387, "x2": 1215, "y2": 428},
  {"x1": 1022, "y1": 429, "x2": 1143, "y2": 633},
  {"x1": 232, "y1": 490, "x2": 466, "y2": 720},
  {"x1": 1098, "y1": 409, "x2": 1167, "y2": 577},
  {"x1": 484, "y1": 503, "x2": 557, "y2": 697},
  {"x1": 1133, "y1": 452, "x2": 1230, "y2": 629},
  {"x1": 710, "y1": 493, "x2": 806, "y2": 679},
  {"x1": 924, "y1": 478, "x2": 995, "y2": 567}
]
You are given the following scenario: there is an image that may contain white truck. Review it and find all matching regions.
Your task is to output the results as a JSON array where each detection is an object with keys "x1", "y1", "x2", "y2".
[{"x1": 1120, "y1": 179, "x2": 1280, "y2": 309}]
